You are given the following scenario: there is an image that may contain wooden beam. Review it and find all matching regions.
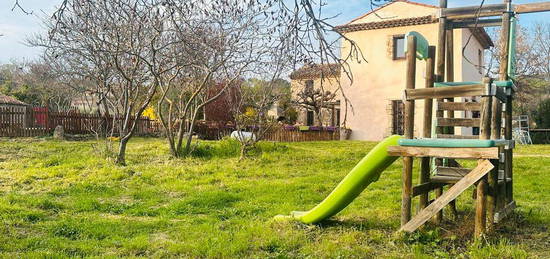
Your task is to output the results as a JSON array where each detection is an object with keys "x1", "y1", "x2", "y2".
[
  {"x1": 431, "y1": 175, "x2": 462, "y2": 184},
  {"x1": 437, "y1": 118, "x2": 481, "y2": 127},
  {"x1": 413, "y1": 182, "x2": 446, "y2": 197},
  {"x1": 441, "y1": 4, "x2": 506, "y2": 18},
  {"x1": 400, "y1": 160, "x2": 494, "y2": 233},
  {"x1": 438, "y1": 1, "x2": 550, "y2": 21},
  {"x1": 405, "y1": 84, "x2": 485, "y2": 100},
  {"x1": 387, "y1": 146, "x2": 500, "y2": 159},
  {"x1": 445, "y1": 12, "x2": 504, "y2": 20},
  {"x1": 450, "y1": 18, "x2": 503, "y2": 28},
  {"x1": 437, "y1": 101, "x2": 481, "y2": 111},
  {"x1": 514, "y1": 2, "x2": 550, "y2": 14}
]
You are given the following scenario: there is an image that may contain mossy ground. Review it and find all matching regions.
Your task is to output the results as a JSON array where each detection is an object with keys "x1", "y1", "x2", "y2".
[{"x1": 0, "y1": 137, "x2": 548, "y2": 258}]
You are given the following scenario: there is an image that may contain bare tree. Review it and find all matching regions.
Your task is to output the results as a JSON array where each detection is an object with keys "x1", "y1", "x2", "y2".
[
  {"x1": 151, "y1": 0, "x2": 291, "y2": 157},
  {"x1": 19, "y1": 0, "x2": 397, "y2": 162},
  {"x1": 295, "y1": 86, "x2": 336, "y2": 126},
  {"x1": 33, "y1": 1, "x2": 173, "y2": 165},
  {"x1": 486, "y1": 22, "x2": 550, "y2": 114},
  {"x1": 0, "y1": 59, "x2": 77, "y2": 110},
  {"x1": 230, "y1": 79, "x2": 281, "y2": 159}
]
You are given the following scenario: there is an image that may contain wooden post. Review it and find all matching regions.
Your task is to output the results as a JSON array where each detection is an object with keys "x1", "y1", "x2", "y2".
[
  {"x1": 419, "y1": 46, "x2": 436, "y2": 211},
  {"x1": 436, "y1": 0, "x2": 448, "y2": 83},
  {"x1": 480, "y1": 78, "x2": 493, "y2": 141},
  {"x1": 493, "y1": 99, "x2": 505, "y2": 212},
  {"x1": 445, "y1": 28, "x2": 455, "y2": 134},
  {"x1": 434, "y1": 0, "x2": 447, "y2": 224},
  {"x1": 475, "y1": 176, "x2": 487, "y2": 237},
  {"x1": 491, "y1": 85, "x2": 504, "y2": 213},
  {"x1": 477, "y1": 77, "x2": 493, "y2": 235},
  {"x1": 500, "y1": 0, "x2": 514, "y2": 204},
  {"x1": 401, "y1": 35, "x2": 416, "y2": 227},
  {"x1": 445, "y1": 25, "x2": 459, "y2": 220}
]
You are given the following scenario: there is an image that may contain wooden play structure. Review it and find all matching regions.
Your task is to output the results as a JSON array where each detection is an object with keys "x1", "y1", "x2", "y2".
[{"x1": 387, "y1": 0, "x2": 550, "y2": 236}]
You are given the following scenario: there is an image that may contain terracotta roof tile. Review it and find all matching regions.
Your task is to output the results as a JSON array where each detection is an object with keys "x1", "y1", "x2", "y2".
[
  {"x1": 335, "y1": 16, "x2": 494, "y2": 49},
  {"x1": 0, "y1": 94, "x2": 28, "y2": 106},
  {"x1": 290, "y1": 64, "x2": 341, "y2": 80},
  {"x1": 335, "y1": 15, "x2": 437, "y2": 33}
]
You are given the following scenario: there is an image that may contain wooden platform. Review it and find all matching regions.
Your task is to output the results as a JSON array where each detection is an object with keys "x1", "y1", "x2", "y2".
[{"x1": 387, "y1": 146, "x2": 500, "y2": 159}]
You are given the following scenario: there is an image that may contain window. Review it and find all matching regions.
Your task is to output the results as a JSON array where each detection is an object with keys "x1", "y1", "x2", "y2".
[
  {"x1": 478, "y1": 49, "x2": 483, "y2": 74},
  {"x1": 306, "y1": 111, "x2": 314, "y2": 126},
  {"x1": 393, "y1": 35, "x2": 405, "y2": 60},
  {"x1": 305, "y1": 80, "x2": 314, "y2": 91}
]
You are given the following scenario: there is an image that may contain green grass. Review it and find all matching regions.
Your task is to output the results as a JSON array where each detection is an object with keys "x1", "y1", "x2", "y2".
[{"x1": 0, "y1": 137, "x2": 549, "y2": 258}]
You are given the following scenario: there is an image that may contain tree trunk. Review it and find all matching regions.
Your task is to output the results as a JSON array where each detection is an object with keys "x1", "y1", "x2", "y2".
[
  {"x1": 183, "y1": 122, "x2": 196, "y2": 155},
  {"x1": 167, "y1": 137, "x2": 177, "y2": 157},
  {"x1": 239, "y1": 145, "x2": 247, "y2": 161},
  {"x1": 116, "y1": 137, "x2": 129, "y2": 165},
  {"x1": 315, "y1": 109, "x2": 323, "y2": 126}
]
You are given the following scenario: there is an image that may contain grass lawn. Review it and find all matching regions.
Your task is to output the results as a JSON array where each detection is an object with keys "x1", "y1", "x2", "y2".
[{"x1": 0, "y1": 137, "x2": 549, "y2": 258}]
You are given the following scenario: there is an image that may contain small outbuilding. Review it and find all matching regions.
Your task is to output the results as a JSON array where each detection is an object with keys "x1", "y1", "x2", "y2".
[
  {"x1": 0, "y1": 94, "x2": 28, "y2": 108},
  {"x1": 0, "y1": 94, "x2": 31, "y2": 128}
]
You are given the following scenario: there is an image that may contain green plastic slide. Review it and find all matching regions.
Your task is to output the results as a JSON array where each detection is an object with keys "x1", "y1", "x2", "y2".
[{"x1": 276, "y1": 135, "x2": 401, "y2": 224}]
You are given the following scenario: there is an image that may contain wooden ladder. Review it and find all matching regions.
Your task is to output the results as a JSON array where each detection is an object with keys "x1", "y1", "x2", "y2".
[{"x1": 400, "y1": 159, "x2": 494, "y2": 233}]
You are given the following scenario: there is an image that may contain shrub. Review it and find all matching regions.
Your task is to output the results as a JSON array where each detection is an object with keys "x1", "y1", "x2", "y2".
[{"x1": 532, "y1": 98, "x2": 550, "y2": 128}]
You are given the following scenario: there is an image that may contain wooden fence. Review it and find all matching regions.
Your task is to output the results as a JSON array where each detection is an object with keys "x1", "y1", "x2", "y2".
[
  {"x1": 263, "y1": 128, "x2": 340, "y2": 142},
  {"x1": 193, "y1": 120, "x2": 341, "y2": 142},
  {"x1": 0, "y1": 106, "x2": 160, "y2": 137},
  {"x1": 1, "y1": 106, "x2": 342, "y2": 141}
]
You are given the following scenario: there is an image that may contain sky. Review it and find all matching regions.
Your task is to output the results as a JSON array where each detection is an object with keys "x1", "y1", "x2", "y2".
[{"x1": 0, "y1": 0, "x2": 549, "y2": 64}]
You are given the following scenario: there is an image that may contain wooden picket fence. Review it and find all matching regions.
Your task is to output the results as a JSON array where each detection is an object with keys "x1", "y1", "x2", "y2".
[
  {"x1": 0, "y1": 106, "x2": 341, "y2": 141},
  {"x1": 0, "y1": 106, "x2": 161, "y2": 137},
  {"x1": 263, "y1": 128, "x2": 340, "y2": 142},
  {"x1": 193, "y1": 121, "x2": 341, "y2": 142}
]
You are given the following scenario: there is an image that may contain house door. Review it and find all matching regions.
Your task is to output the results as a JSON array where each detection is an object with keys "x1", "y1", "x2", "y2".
[
  {"x1": 306, "y1": 111, "x2": 314, "y2": 126},
  {"x1": 391, "y1": 100, "x2": 404, "y2": 135}
]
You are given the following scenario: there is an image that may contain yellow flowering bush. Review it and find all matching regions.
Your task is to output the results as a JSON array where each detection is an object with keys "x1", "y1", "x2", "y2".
[{"x1": 142, "y1": 106, "x2": 157, "y2": 120}]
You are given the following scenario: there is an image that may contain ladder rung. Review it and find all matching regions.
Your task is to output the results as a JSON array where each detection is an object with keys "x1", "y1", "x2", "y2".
[
  {"x1": 405, "y1": 84, "x2": 486, "y2": 100},
  {"x1": 437, "y1": 101, "x2": 482, "y2": 111},
  {"x1": 431, "y1": 175, "x2": 462, "y2": 184},
  {"x1": 437, "y1": 118, "x2": 481, "y2": 127},
  {"x1": 435, "y1": 166, "x2": 472, "y2": 177}
]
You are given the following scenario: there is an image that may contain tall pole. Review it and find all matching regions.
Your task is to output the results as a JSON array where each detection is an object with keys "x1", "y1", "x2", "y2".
[
  {"x1": 419, "y1": 46, "x2": 436, "y2": 210},
  {"x1": 477, "y1": 77, "x2": 493, "y2": 237},
  {"x1": 501, "y1": 0, "x2": 514, "y2": 206},
  {"x1": 434, "y1": 0, "x2": 447, "y2": 224},
  {"x1": 401, "y1": 35, "x2": 416, "y2": 227}
]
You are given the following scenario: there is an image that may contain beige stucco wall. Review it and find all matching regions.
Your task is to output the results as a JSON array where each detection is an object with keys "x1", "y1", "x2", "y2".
[
  {"x1": 339, "y1": 9, "x2": 486, "y2": 140},
  {"x1": 458, "y1": 28, "x2": 486, "y2": 135}
]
